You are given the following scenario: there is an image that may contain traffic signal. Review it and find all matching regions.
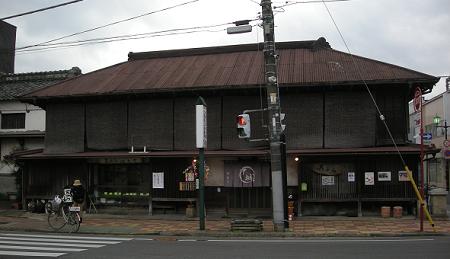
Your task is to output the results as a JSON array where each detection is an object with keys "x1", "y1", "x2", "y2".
[{"x1": 237, "y1": 114, "x2": 251, "y2": 139}]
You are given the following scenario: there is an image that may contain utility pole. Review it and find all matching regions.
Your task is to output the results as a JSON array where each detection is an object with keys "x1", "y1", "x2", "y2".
[{"x1": 261, "y1": 0, "x2": 286, "y2": 231}]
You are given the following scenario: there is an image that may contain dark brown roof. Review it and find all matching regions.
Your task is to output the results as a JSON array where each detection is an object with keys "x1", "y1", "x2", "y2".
[
  {"x1": 24, "y1": 38, "x2": 438, "y2": 99},
  {"x1": 0, "y1": 67, "x2": 81, "y2": 100}
]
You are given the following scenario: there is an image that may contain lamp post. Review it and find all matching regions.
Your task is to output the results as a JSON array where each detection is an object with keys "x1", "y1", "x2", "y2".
[
  {"x1": 433, "y1": 114, "x2": 449, "y2": 192},
  {"x1": 433, "y1": 115, "x2": 448, "y2": 140}
]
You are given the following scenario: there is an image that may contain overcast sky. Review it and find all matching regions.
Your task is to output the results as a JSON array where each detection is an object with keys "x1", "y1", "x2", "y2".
[{"x1": 1, "y1": 0, "x2": 449, "y2": 98}]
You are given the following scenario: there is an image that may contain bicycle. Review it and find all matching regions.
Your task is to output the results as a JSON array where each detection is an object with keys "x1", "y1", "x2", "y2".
[{"x1": 47, "y1": 189, "x2": 81, "y2": 233}]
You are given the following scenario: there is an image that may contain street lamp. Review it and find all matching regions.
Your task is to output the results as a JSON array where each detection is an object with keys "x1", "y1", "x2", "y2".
[
  {"x1": 433, "y1": 114, "x2": 449, "y2": 193},
  {"x1": 433, "y1": 114, "x2": 448, "y2": 140}
]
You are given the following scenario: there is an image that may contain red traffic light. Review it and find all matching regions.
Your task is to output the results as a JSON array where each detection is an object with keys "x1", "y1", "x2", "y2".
[{"x1": 237, "y1": 115, "x2": 247, "y2": 126}]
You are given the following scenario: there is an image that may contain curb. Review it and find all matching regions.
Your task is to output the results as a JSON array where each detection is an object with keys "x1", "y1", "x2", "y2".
[{"x1": 1, "y1": 225, "x2": 448, "y2": 238}]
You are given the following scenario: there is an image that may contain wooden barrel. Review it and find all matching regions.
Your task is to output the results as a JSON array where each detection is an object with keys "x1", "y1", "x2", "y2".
[
  {"x1": 393, "y1": 206, "x2": 403, "y2": 218},
  {"x1": 381, "y1": 206, "x2": 391, "y2": 218}
]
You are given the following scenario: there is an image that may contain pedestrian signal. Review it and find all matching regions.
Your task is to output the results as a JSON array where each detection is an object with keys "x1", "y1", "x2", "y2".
[{"x1": 237, "y1": 114, "x2": 251, "y2": 139}]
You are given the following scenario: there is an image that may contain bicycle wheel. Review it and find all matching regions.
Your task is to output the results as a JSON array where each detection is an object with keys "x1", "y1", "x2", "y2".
[
  {"x1": 65, "y1": 211, "x2": 81, "y2": 233},
  {"x1": 47, "y1": 207, "x2": 66, "y2": 231}
]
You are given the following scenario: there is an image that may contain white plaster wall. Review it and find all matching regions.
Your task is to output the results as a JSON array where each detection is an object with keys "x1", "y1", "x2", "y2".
[
  {"x1": 0, "y1": 175, "x2": 16, "y2": 193},
  {"x1": 0, "y1": 101, "x2": 45, "y2": 132}
]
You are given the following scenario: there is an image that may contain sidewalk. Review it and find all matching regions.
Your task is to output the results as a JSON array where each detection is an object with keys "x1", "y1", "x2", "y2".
[{"x1": 0, "y1": 209, "x2": 449, "y2": 237}]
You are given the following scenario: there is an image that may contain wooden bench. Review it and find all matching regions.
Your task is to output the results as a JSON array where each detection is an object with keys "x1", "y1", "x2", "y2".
[{"x1": 149, "y1": 198, "x2": 197, "y2": 216}]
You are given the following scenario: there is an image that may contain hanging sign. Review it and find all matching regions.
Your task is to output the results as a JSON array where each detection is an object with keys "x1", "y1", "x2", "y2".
[
  {"x1": 321, "y1": 176, "x2": 335, "y2": 186},
  {"x1": 377, "y1": 171, "x2": 391, "y2": 181},
  {"x1": 348, "y1": 172, "x2": 355, "y2": 182},
  {"x1": 398, "y1": 171, "x2": 409, "y2": 181},
  {"x1": 152, "y1": 172, "x2": 164, "y2": 189},
  {"x1": 365, "y1": 172, "x2": 375, "y2": 185}
]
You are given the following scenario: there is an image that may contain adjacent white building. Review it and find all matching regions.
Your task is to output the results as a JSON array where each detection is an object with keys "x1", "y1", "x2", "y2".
[{"x1": 0, "y1": 68, "x2": 81, "y2": 198}]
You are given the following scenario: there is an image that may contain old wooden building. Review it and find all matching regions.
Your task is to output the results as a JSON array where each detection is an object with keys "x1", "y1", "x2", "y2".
[{"x1": 18, "y1": 38, "x2": 439, "y2": 216}]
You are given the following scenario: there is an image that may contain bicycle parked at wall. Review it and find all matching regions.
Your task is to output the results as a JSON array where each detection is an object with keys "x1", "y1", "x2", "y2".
[{"x1": 46, "y1": 188, "x2": 81, "y2": 233}]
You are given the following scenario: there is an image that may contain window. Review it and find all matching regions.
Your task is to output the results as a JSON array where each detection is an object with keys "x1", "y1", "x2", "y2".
[{"x1": 1, "y1": 113, "x2": 25, "y2": 129}]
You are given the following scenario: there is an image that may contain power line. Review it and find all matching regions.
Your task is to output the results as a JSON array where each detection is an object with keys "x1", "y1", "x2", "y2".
[
  {"x1": 1, "y1": 0, "x2": 84, "y2": 20},
  {"x1": 15, "y1": 21, "x2": 257, "y2": 54},
  {"x1": 15, "y1": 28, "x2": 228, "y2": 54},
  {"x1": 275, "y1": 0, "x2": 350, "y2": 8},
  {"x1": 16, "y1": 0, "x2": 200, "y2": 51}
]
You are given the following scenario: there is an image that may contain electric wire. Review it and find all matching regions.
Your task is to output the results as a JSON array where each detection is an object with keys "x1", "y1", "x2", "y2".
[
  {"x1": 0, "y1": 0, "x2": 83, "y2": 20},
  {"x1": 15, "y1": 22, "x2": 235, "y2": 53},
  {"x1": 275, "y1": 0, "x2": 350, "y2": 9},
  {"x1": 14, "y1": 19, "x2": 260, "y2": 54},
  {"x1": 16, "y1": 29, "x2": 226, "y2": 54},
  {"x1": 320, "y1": 0, "x2": 407, "y2": 166},
  {"x1": 15, "y1": 0, "x2": 200, "y2": 51}
]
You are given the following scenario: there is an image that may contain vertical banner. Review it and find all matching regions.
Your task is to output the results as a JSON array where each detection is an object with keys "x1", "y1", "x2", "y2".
[{"x1": 196, "y1": 99, "x2": 207, "y2": 149}]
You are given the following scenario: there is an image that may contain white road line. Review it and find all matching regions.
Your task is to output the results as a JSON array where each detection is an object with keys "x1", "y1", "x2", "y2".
[
  {"x1": 0, "y1": 250, "x2": 65, "y2": 257},
  {"x1": 134, "y1": 238, "x2": 154, "y2": 241},
  {"x1": 0, "y1": 244, "x2": 86, "y2": 252},
  {"x1": 0, "y1": 240, "x2": 105, "y2": 248},
  {"x1": 0, "y1": 236, "x2": 120, "y2": 244},
  {"x1": 178, "y1": 239, "x2": 198, "y2": 242},
  {"x1": 1, "y1": 233, "x2": 133, "y2": 241},
  {"x1": 206, "y1": 238, "x2": 435, "y2": 243}
]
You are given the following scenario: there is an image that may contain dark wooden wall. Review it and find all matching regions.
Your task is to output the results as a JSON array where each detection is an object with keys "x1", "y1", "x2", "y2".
[
  {"x1": 45, "y1": 103, "x2": 85, "y2": 154},
  {"x1": 43, "y1": 86, "x2": 409, "y2": 153},
  {"x1": 299, "y1": 156, "x2": 417, "y2": 201}
]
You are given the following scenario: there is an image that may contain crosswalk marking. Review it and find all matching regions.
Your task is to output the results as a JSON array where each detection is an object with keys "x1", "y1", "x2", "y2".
[
  {"x1": 0, "y1": 232, "x2": 132, "y2": 257},
  {"x1": 0, "y1": 240, "x2": 105, "y2": 248},
  {"x1": 1, "y1": 233, "x2": 133, "y2": 241},
  {"x1": 0, "y1": 236, "x2": 121, "y2": 244},
  {"x1": 0, "y1": 245, "x2": 86, "y2": 252},
  {"x1": 0, "y1": 250, "x2": 65, "y2": 257}
]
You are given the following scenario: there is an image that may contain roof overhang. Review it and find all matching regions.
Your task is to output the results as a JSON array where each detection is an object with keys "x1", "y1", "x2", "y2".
[{"x1": 14, "y1": 145, "x2": 439, "y2": 161}]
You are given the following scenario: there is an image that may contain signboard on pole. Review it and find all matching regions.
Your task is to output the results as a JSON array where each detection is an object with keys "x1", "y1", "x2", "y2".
[
  {"x1": 444, "y1": 140, "x2": 450, "y2": 160},
  {"x1": 196, "y1": 98, "x2": 207, "y2": 148},
  {"x1": 423, "y1": 132, "x2": 432, "y2": 144}
]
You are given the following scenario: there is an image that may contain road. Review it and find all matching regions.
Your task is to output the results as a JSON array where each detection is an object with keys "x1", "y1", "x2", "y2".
[{"x1": 0, "y1": 231, "x2": 449, "y2": 258}]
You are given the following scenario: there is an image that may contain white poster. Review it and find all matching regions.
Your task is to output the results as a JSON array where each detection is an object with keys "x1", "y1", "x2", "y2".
[
  {"x1": 398, "y1": 171, "x2": 409, "y2": 182},
  {"x1": 348, "y1": 172, "x2": 355, "y2": 182},
  {"x1": 152, "y1": 172, "x2": 164, "y2": 189},
  {"x1": 365, "y1": 172, "x2": 375, "y2": 185},
  {"x1": 378, "y1": 171, "x2": 391, "y2": 181},
  {"x1": 322, "y1": 176, "x2": 335, "y2": 186}
]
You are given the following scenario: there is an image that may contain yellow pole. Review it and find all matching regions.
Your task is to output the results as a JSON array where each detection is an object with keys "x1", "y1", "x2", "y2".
[{"x1": 404, "y1": 166, "x2": 436, "y2": 232}]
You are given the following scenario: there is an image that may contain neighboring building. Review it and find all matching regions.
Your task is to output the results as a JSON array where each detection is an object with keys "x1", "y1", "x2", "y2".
[
  {"x1": 19, "y1": 38, "x2": 439, "y2": 217},
  {"x1": 0, "y1": 68, "x2": 81, "y2": 200},
  {"x1": 0, "y1": 20, "x2": 16, "y2": 74},
  {"x1": 408, "y1": 80, "x2": 449, "y2": 216}
]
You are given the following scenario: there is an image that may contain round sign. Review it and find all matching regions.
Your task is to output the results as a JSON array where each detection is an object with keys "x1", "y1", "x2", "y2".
[
  {"x1": 239, "y1": 166, "x2": 255, "y2": 184},
  {"x1": 413, "y1": 87, "x2": 422, "y2": 112},
  {"x1": 444, "y1": 140, "x2": 450, "y2": 148}
]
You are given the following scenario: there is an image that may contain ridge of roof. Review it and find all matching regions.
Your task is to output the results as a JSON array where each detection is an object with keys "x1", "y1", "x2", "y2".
[
  {"x1": 128, "y1": 37, "x2": 331, "y2": 60},
  {"x1": 0, "y1": 67, "x2": 82, "y2": 83}
]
